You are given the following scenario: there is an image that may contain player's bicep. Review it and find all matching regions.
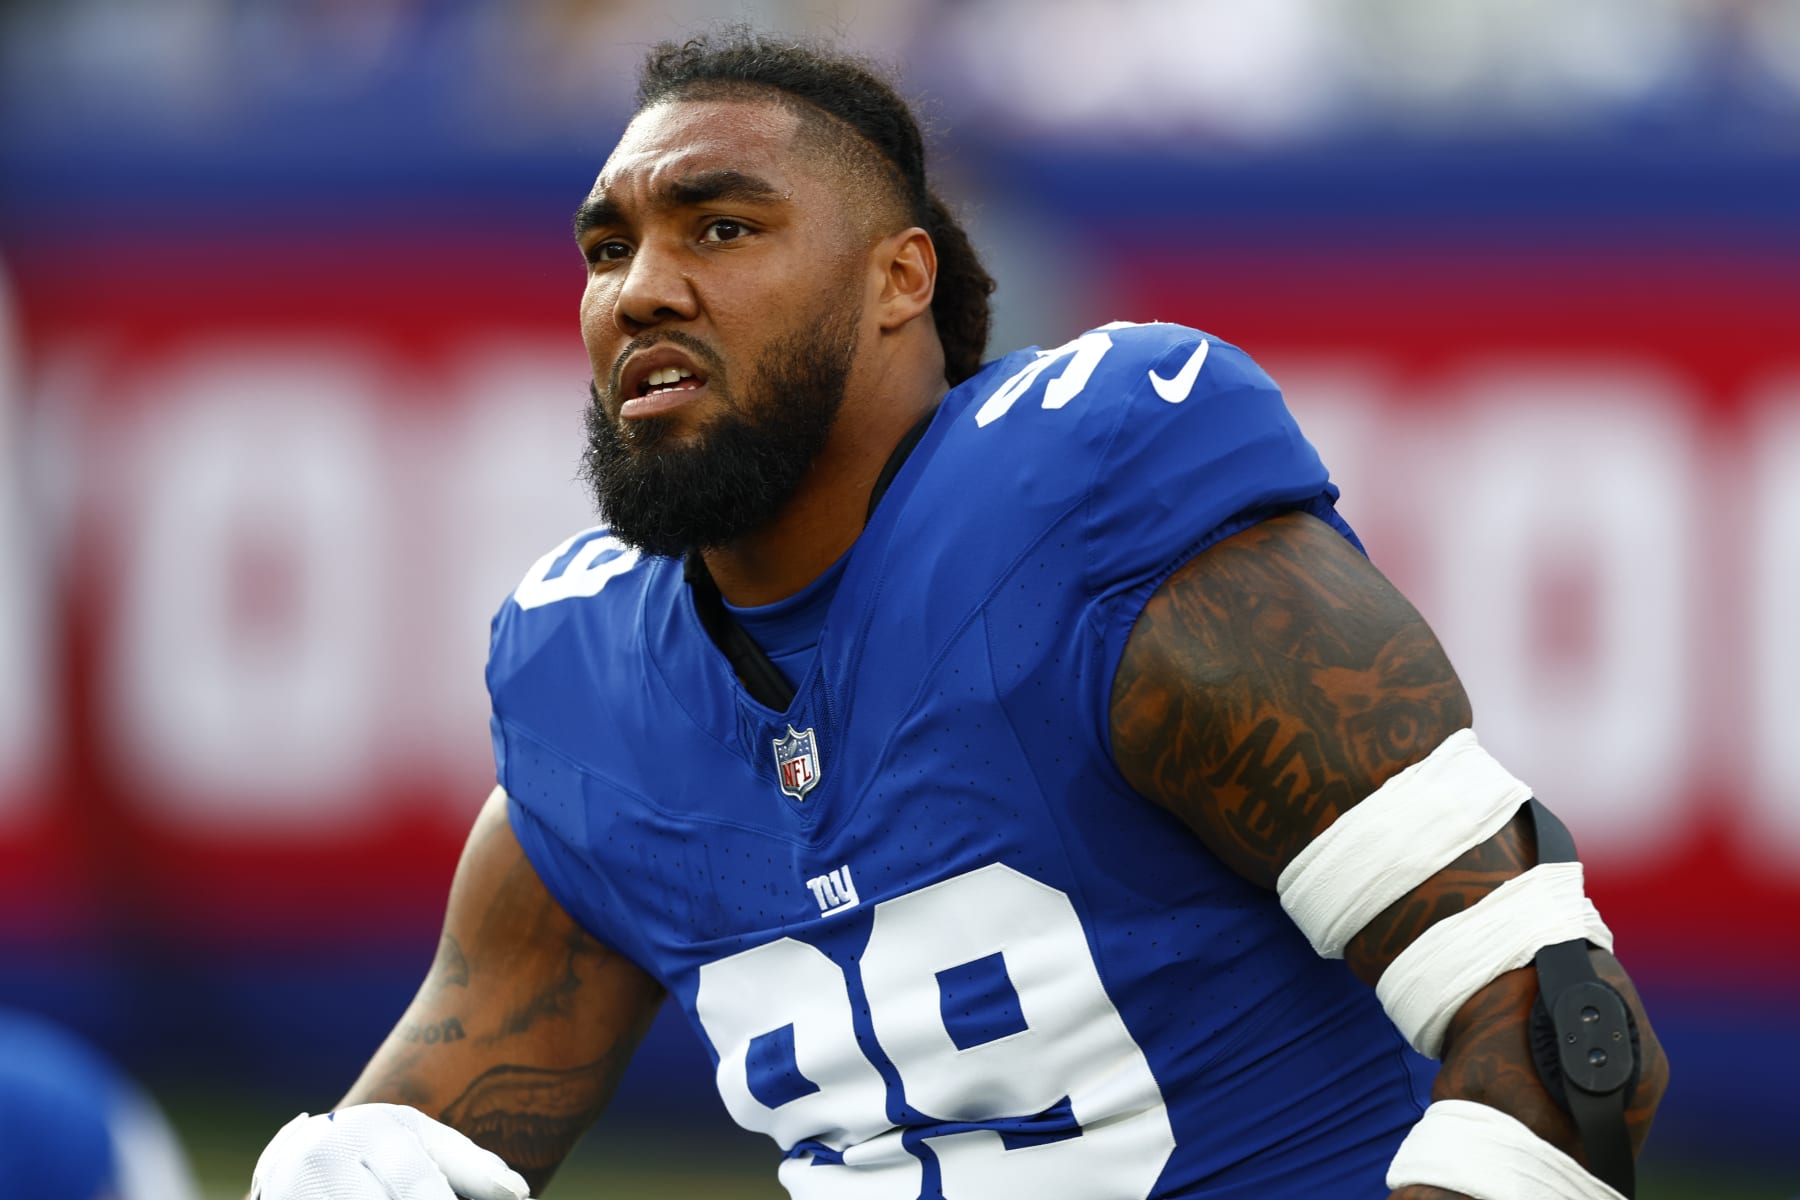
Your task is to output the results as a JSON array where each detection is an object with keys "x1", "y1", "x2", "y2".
[
  {"x1": 1110, "y1": 510, "x2": 1669, "y2": 1192},
  {"x1": 338, "y1": 786, "x2": 664, "y2": 1191},
  {"x1": 1108, "y1": 508, "x2": 1473, "y2": 889}
]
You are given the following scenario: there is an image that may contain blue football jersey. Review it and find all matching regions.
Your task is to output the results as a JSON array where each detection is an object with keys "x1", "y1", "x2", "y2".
[{"x1": 489, "y1": 322, "x2": 1435, "y2": 1198}]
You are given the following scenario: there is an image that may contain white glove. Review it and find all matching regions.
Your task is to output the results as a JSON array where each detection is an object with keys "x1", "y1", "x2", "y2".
[{"x1": 251, "y1": 1103, "x2": 532, "y2": 1200}]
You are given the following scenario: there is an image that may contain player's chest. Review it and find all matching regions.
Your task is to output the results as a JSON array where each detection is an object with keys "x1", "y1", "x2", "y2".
[
  {"x1": 593, "y1": 647, "x2": 1069, "y2": 946},
  {"x1": 621, "y1": 598, "x2": 1002, "y2": 828}
]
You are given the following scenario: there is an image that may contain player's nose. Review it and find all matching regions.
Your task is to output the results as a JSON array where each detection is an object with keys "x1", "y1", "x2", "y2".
[{"x1": 613, "y1": 240, "x2": 699, "y2": 334}]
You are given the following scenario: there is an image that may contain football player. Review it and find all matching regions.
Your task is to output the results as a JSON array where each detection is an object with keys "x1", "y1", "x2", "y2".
[{"x1": 252, "y1": 29, "x2": 1667, "y2": 1200}]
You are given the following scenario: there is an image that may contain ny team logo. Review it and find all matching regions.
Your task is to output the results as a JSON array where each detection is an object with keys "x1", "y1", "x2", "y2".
[
  {"x1": 805, "y1": 864, "x2": 859, "y2": 917},
  {"x1": 772, "y1": 725, "x2": 822, "y2": 800}
]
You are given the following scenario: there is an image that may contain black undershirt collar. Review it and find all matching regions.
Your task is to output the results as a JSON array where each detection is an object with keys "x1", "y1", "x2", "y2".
[{"x1": 683, "y1": 403, "x2": 940, "y2": 711}]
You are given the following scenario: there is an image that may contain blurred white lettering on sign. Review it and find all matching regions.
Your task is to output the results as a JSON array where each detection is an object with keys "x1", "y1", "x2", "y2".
[
  {"x1": 1748, "y1": 376, "x2": 1800, "y2": 870},
  {"x1": 1425, "y1": 364, "x2": 1698, "y2": 863},
  {"x1": 0, "y1": 263, "x2": 45, "y2": 825},
  {"x1": 412, "y1": 344, "x2": 598, "y2": 812},
  {"x1": 104, "y1": 339, "x2": 593, "y2": 833},
  {"x1": 1289, "y1": 358, "x2": 1704, "y2": 866},
  {"x1": 110, "y1": 345, "x2": 389, "y2": 831}
]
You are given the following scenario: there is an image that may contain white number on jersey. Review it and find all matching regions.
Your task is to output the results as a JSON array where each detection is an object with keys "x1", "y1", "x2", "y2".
[
  {"x1": 975, "y1": 321, "x2": 1199, "y2": 428},
  {"x1": 695, "y1": 864, "x2": 1176, "y2": 1199},
  {"x1": 511, "y1": 527, "x2": 640, "y2": 610},
  {"x1": 974, "y1": 330, "x2": 1115, "y2": 428}
]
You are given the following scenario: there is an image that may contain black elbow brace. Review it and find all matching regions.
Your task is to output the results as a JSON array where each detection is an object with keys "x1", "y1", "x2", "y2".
[{"x1": 1525, "y1": 797, "x2": 1640, "y2": 1198}]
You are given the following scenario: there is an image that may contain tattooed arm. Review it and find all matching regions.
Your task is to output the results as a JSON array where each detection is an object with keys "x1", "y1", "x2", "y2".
[
  {"x1": 334, "y1": 786, "x2": 665, "y2": 1194},
  {"x1": 1109, "y1": 510, "x2": 1668, "y2": 1199}
]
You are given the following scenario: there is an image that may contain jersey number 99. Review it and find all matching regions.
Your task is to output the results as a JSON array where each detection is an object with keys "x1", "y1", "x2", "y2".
[{"x1": 695, "y1": 863, "x2": 1175, "y2": 1199}]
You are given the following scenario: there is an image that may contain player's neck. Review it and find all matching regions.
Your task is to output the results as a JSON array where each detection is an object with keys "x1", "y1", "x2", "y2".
[{"x1": 702, "y1": 375, "x2": 944, "y2": 607}]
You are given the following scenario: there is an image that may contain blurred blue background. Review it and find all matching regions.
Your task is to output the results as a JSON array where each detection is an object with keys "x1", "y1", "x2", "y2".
[{"x1": 2, "y1": 1, "x2": 1798, "y2": 1196}]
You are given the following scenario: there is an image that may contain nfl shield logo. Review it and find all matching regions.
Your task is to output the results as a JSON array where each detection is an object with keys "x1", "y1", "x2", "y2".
[{"x1": 772, "y1": 725, "x2": 823, "y2": 801}]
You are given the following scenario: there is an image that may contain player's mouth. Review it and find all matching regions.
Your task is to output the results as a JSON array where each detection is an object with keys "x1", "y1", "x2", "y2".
[{"x1": 619, "y1": 349, "x2": 712, "y2": 420}]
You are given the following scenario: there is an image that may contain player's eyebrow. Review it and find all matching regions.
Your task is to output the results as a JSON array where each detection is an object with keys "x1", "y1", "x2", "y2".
[
  {"x1": 573, "y1": 195, "x2": 624, "y2": 240},
  {"x1": 663, "y1": 169, "x2": 784, "y2": 209},
  {"x1": 573, "y1": 170, "x2": 784, "y2": 240}
]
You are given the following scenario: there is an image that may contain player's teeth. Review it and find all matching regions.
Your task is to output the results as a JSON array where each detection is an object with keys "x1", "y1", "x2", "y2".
[{"x1": 646, "y1": 367, "x2": 696, "y2": 388}]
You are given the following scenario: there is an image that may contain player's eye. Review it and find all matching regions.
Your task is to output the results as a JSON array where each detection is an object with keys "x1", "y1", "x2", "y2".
[
  {"x1": 700, "y1": 219, "x2": 749, "y2": 244},
  {"x1": 584, "y1": 240, "x2": 631, "y2": 265}
]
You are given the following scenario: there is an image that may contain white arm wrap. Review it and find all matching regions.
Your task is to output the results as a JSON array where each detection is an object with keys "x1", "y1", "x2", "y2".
[
  {"x1": 1378, "y1": 861, "x2": 1613, "y2": 1057},
  {"x1": 1276, "y1": 728, "x2": 1531, "y2": 958},
  {"x1": 1387, "y1": 1099, "x2": 1627, "y2": 1200}
]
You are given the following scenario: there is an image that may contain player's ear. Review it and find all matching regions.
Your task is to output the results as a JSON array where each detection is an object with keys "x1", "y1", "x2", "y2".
[{"x1": 872, "y1": 227, "x2": 937, "y2": 332}]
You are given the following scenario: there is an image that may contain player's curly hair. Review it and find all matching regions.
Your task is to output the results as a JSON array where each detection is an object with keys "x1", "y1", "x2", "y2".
[{"x1": 635, "y1": 28, "x2": 996, "y2": 387}]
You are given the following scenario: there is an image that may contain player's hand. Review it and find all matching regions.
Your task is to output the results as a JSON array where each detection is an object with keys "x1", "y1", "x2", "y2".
[{"x1": 251, "y1": 1103, "x2": 532, "y2": 1200}]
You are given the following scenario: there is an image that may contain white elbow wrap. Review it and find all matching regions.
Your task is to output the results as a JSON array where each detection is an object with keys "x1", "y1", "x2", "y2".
[
  {"x1": 1276, "y1": 728, "x2": 1532, "y2": 959},
  {"x1": 1275, "y1": 728, "x2": 1616, "y2": 1059},
  {"x1": 1388, "y1": 1100, "x2": 1627, "y2": 1200},
  {"x1": 1378, "y1": 861, "x2": 1613, "y2": 1057}
]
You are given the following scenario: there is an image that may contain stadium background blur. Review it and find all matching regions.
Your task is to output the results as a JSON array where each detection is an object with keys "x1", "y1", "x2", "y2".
[{"x1": 2, "y1": 1, "x2": 1797, "y2": 1196}]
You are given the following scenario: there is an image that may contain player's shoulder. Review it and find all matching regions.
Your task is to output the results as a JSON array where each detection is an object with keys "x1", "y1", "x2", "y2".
[
  {"x1": 487, "y1": 525, "x2": 670, "y2": 678},
  {"x1": 952, "y1": 319, "x2": 1277, "y2": 434},
  {"x1": 925, "y1": 319, "x2": 1304, "y2": 511},
  {"x1": 911, "y1": 320, "x2": 1334, "y2": 590}
]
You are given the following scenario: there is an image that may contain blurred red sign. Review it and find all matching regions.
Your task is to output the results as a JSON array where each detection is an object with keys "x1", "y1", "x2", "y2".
[{"x1": 2, "y1": 237, "x2": 1796, "y2": 985}]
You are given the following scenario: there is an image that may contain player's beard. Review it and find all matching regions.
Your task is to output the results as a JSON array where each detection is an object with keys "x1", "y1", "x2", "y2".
[{"x1": 580, "y1": 304, "x2": 860, "y2": 558}]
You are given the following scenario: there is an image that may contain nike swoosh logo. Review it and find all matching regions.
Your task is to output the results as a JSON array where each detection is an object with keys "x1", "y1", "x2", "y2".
[{"x1": 1148, "y1": 339, "x2": 1210, "y2": 403}]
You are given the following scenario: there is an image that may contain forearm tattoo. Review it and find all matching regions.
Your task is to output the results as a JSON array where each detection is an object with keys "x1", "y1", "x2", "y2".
[
  {"x1": 352, "y1": 936, "x2": 655, "y2": 1192},
  {"x1": 440, "y1": 1055, "x2": 633, "y2": 1192},
  {"x1": 340, "y1": 822, "x2": 664, "y2": 1191},
  {"x1": 482, "y1": 928, "x2": 595, "y2": 1044},
  {"x1": 430, "y1": 932, "x2": 472, "y2": 990}
]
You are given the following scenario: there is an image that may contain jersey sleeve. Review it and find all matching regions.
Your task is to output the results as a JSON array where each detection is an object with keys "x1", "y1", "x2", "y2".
[
  {"x1": 1070, "y1": 324, "x2": 1363, "y2": 746},
  {"x1": 1080, "y1": 324, "x2": 1358, "y2": 593},
  {"x1": 484, "y1": 554, "x2": 660, "y2": 976}
]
